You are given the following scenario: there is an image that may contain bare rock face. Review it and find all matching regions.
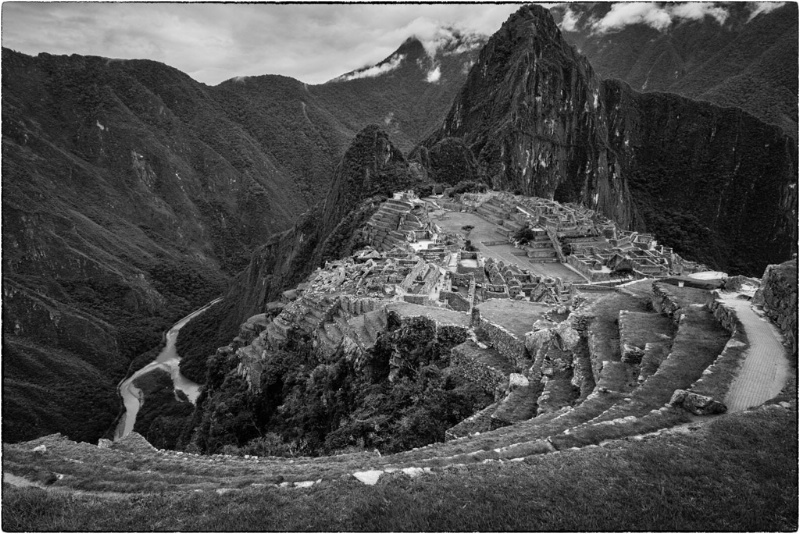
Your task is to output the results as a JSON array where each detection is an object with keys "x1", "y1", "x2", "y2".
[
  {"x1": 753, "y1": 259, "x2": 798, "y2": 357},
  {"x1": 670, "y1": 389, "x2": 727, "y2": 416},
  {"x1": 554, "y1": 322, "x2": 580, "y2": 352},
  {"x1": 424, "y1": 5, "x2": 630, "y2": 224}
]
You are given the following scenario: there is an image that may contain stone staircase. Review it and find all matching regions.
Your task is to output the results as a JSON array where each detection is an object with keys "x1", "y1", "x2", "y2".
[
  {"x1": 526, "y1": 228, "x2": 558, "y2": 263},
  {"x1": 475, "y1": 197, "x2": 530, "y2": 238}
]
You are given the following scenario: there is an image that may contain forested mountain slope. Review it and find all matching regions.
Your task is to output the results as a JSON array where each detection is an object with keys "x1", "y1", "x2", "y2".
[
  {"x1": 1, "y1": 37, "x2": 475, "y2": 442},
  {"x1": 553, "y1": 2, "x2": 798, "y2": 137}
]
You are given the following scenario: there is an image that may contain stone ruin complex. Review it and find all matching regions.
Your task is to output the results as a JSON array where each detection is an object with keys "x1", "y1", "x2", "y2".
[{"x1": 209, "y1": 188, "x2": 793, "y2": 450}]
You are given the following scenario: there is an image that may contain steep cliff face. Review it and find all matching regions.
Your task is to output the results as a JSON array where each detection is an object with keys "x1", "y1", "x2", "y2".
[
  {"x1": 603, "y1": 80, "x2": 798, "y2": 275},
  {"x1": 423, "y1": 4, "x2": 636, "y2": 228},
  {"x1": 555, "y1": 2, "x2": 798, "y2": 138},
  {"x1": 177, "y1": 126, "x2": 422, "y2": 380}
]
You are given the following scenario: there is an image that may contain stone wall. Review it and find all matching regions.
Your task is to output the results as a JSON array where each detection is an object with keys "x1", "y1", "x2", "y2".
[
  {"x1": 692, "y1": 293, "x2": 749, "y2": 401},
  {"x1": 651, "y1": 282, "x2": 683, "y2": 322},
  {"x1": 449, "y1": 341, "x2": 510, "y2": 396},
  {"x1": 440, "y1": 291, "x2": 471, "y2": 312},
  {"x1": 475, "y1": 319, "x2": 529, "y2": 369},
  {"x1": 402, "y1": 294, "x2": 427, "y2": 305},
  {"x1": 753, "y1": 259, "x2": 797, "y2": 356},
  {"x1": 568, "y1": 255, "x2": 611, "y2": 282}
]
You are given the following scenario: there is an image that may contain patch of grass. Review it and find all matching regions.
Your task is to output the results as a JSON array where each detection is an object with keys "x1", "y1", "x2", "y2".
[{"x1": 3, "y1": 406, "x2": 796, "y2": 531}]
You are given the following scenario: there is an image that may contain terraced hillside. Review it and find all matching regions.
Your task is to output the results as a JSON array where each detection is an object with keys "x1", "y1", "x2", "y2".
[{"x1": 3, "y1": 191, "x2": 796, "y2": 530}]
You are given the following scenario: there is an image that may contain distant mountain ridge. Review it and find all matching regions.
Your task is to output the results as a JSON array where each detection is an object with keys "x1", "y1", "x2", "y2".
[{"x1": 552, "y1": 2, "x2": 798, "y2": 137}]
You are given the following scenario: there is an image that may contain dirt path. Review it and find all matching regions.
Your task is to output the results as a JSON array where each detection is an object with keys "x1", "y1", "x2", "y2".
[{"x1": 721, "y1": 295, "x2": 790, "y2": 412}]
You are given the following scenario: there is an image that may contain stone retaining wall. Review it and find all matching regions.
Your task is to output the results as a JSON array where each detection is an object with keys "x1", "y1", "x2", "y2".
[
  {"x1": 690, "y1": 293, "x2": 749, "y2": 401},
  {"x1": 753, "y1": 259, "x2": 797, "y2": 356},
  {"x1": 475, "y1": 319, "x2": 529, "y2": 369},
  {"x1": 651, "y1": 282, "x2": 682, "y2": 321},
  {"x1": 440, "y1": 291, "x2": 471, "y2": 312},
  {"x1": 449, "y1": 343, "x2": 510, "y2": 397}
]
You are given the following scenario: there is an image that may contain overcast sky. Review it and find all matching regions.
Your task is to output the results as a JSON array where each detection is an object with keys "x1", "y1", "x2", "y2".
[
  {"x1": 4, "y1": 2, "x2": 781, "y2": 85},
  {"x1": 2, "y1": 2, "x2": 527, "y2": 85}
]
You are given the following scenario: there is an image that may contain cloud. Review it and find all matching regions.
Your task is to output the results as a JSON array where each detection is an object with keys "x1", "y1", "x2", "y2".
[
  {"x1": 559, "y1": 8, "x2": 581, "y2": 32},
  {"x1": 426, "y1": 65, "x2": 441, "y2": 83},
  {"x1": 444, "y1": 38, "x2": 485, "y2": 56},
  {"x1": 333, "y1": 54, "x2": 406, "y2": 82},
  {"x1": 592, "y1": 3, "x2": 673, "y2": 32},
  {"x1": 747, "y1": 2, "x2": 787, "y2": 22},
  {"x1": 1, "y1": 3, "x2": 521, "y2": 85},
  {"x1": 461, "y1": 60, "x2": 475, "y2": 75},
  {"x1": 591, "y1": 2, "x2": 731, "y2": 33},
  {"x1": 671, "y1": 2, "x2": 729, "y2": 25}
]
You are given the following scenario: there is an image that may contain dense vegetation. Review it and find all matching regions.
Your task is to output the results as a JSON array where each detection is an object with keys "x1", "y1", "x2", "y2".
[
  {"x1": 188, "y1": 315, "x2": 491, "y2": 456},
  {"x1": 131, "y1": 371, "x2": 195, "y2": 450}
]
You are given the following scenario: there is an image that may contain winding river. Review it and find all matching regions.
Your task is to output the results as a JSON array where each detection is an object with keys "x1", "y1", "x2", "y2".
[{"x1": 114, "y1": 297, "x2": 223, "y2": 440}]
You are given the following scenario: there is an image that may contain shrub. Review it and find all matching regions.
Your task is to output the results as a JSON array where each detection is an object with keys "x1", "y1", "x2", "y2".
[
  {"x1": 514, "y1": 226, "x2": 536, "y2": 245},
  {"x1": 450, "y1": 180, "x2": 488, "y2": 195}
]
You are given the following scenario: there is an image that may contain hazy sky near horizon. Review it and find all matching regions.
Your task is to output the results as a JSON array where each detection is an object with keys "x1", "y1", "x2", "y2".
[{"x1": 2, "y1": 2, "x2": 525, "y2": 85}]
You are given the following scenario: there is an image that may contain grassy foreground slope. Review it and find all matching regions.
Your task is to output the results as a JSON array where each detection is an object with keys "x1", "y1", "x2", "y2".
[{"x1": 3, "y1": 404, "x2": 796, "y2": 531}]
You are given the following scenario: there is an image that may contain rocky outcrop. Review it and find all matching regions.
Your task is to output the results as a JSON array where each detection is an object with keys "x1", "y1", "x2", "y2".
[
  {"x1": 423, "y1": 5, "x2": 631, "y2": 225},
  {"x1": 110, "y1": 431, "x2": 158, "y2": 454},
  {"x1": 753, "y1": 259, "x2": 798, "y2": 357},
  {"x1": 669, "y1": 389, "x2": 727, "y2": 416}
]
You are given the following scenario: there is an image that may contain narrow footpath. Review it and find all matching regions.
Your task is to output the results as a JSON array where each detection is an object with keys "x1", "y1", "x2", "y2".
[{"x1": 721, "y1": 295, "x2": 790, "y2": 412}]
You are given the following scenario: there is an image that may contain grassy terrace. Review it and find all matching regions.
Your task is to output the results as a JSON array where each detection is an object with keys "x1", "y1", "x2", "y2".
[
  {"x1": 4, "y1": 405, "x2": 796, "y2": 531},
  {"x1": 475, "y1": 299, "x2": 549, "y2": 338}
]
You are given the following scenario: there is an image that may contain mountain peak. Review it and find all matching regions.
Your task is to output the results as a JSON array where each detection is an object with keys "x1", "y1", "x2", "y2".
[{"x1": 328, "y1": 28, "x2": 486, "y2": 84}]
